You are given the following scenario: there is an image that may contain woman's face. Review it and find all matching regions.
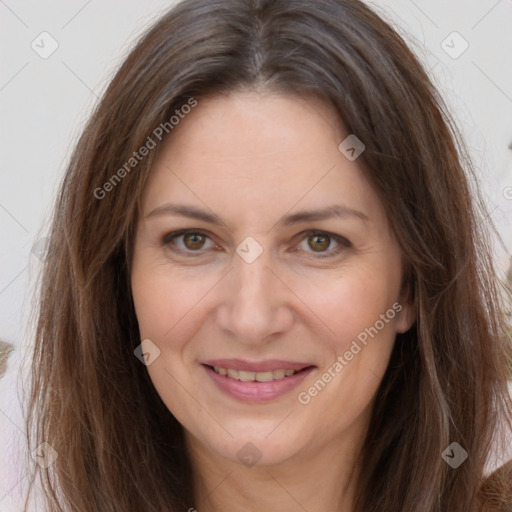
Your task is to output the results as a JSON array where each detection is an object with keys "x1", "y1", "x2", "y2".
[{"x1": 131, "y1": 91, "x2": 414, "y2": 467}]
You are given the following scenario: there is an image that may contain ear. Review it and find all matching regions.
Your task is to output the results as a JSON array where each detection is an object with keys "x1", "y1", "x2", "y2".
[{"x1": 394, "y1": 286, "x2": 416, "y2": 334}]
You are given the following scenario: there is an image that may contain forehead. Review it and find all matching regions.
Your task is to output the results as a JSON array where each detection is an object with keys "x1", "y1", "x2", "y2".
[
  {"x1": 161, "y1": 91, "x2": 344, "y2": 166},
  {"x1": 141, "y1": 91, "x2": 386, "y2": 229}
]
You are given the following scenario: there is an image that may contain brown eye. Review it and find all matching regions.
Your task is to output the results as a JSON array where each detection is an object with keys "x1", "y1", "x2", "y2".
[
  {"x1": 295, "y1": 230, "x2": 351, "y2": 259},
  {"x1": 161, "y1": 230, "x2": 215, "y2": 254},
  {"x1": 307, "y1": 233, "x2": 331, "y2": 252},
  {"x1": 183, "y1": 232, "x2": 206, "y2": 250}
]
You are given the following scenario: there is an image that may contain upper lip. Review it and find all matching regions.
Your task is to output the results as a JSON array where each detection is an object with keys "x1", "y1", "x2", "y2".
[{"x1": 203, "y1": 359, "x2": 314, "y2": 372}]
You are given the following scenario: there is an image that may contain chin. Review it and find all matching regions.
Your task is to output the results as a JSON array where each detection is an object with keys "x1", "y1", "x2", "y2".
[{"x1": 192, "y1": 422, "x2": 306, "y2": 469}]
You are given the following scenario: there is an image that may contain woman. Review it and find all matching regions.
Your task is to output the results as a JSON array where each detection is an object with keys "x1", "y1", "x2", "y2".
[{"x1": 24, "y1": 0, "x2": 512, "y2": 510}]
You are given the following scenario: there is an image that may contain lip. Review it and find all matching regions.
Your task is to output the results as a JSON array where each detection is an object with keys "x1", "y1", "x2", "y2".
[{"x1": 202, "y1": 361, "x2": 316, "y2": 403}]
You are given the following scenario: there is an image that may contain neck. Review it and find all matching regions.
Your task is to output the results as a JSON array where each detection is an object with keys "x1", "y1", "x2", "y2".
[{"x1": 186, "y1": 430, "x2": 364, "y2": 512}]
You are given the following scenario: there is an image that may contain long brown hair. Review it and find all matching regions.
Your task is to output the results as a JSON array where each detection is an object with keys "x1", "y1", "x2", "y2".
[{"x1": 26, "y1": 0, "x2": 512, "y2": 510}]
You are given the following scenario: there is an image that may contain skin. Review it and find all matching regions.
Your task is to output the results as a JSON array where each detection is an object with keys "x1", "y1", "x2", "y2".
[{"x1": 131, "y1": 90, "x2": 415, "y2": 512}]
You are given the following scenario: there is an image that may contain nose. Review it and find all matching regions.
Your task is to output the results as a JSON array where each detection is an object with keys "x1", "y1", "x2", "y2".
[{"x1": 215, "y1": 248, "x2": 294, "y2": 345}]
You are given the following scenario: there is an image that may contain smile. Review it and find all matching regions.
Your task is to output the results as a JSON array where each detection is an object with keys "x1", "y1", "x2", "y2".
[{"x1": 202, "y1": 360, "x2": 315, "y2": 402}]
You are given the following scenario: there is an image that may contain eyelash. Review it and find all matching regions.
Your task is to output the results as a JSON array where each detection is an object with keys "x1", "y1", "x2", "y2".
[{"x1": 161, "y1": 229, "x2": 352, "y2": 259}]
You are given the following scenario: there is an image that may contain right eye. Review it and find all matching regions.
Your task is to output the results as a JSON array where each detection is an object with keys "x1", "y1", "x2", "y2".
[{"x1": 161, "y1": 229, "x2": 218, "y2": 255}]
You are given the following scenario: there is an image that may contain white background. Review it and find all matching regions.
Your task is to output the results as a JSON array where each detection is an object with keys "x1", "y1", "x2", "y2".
[{"x1": 1, "y1": 0, "x2": 511, "y2": 349}]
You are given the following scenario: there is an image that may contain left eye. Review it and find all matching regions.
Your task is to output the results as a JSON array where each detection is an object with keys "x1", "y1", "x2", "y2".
[
  {"x1": 161, "y1": 229, "x2": 350, "y2": 258},
  {"x1": 292, "y1": 230, "x2": 352, "y2": 259},
  {"x1": 296, "y1": 231, "x2": 341, "y2": 256}
]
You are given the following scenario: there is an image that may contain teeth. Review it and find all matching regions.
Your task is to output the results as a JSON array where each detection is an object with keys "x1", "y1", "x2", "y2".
[
  {"x1": 273, "y1": 369, "x2": 285, "y2": 379},
  {"x1": 238, "y1": 370, "x2": 256, "y2": 381},
  {"x1": 227, "y1": 368, "x2": 239, "y2": 379},
  {"x1": 255, "y1": 371, "x2": 273, "y2": 382},
  {"x1": 211, "y1": 366, "x2": 301, "y2": 381},
  {"x1": 213, "y1": 366, "x2": 228, "y2": 376}
]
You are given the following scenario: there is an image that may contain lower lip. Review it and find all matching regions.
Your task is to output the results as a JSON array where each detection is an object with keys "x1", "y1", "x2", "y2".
[{"x1": 203, "y1": 365, "x2": 315, "y2": 403}]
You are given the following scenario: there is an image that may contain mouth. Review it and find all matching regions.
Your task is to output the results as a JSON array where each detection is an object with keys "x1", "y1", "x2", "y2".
[{"x1": 201, "y1": 359, "x2": 316, "y2": 402}]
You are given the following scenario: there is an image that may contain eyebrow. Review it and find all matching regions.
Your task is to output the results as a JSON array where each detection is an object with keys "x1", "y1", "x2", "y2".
[{"x1": 145, "y1": 203, "x2": 369, "y2": 226}]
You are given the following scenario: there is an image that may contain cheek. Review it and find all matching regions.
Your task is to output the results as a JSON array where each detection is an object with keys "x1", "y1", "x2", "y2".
[
  {"x1": 293, "y1": 280, "x2": 399, "y2": 435},
  {"x1": 130, "y1": 259, "x2": 214, "y2": 424},
  {"x1": 296, "y1": 266, "x2": 401, "y2": 418},
  {"x1": 290, "y1": 263, "x2": 400, "y2": 413},
  {"x1": 130, "y1": 254, "x2": 223, "y2": 363},
  {"x1": 293, "y1": 262, "x2": 401, "y2": 349}
]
